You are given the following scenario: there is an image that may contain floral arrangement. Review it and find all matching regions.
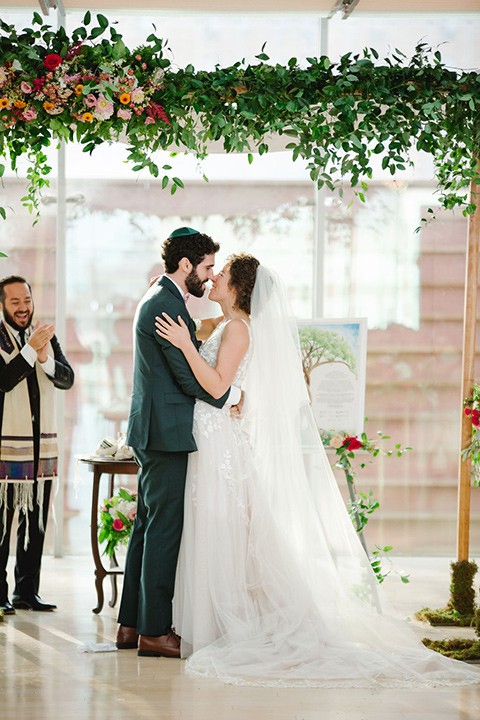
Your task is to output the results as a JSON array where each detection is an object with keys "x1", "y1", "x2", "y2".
[
  {"x1": 321, "y1": 425, "x2": 410, "y2": 584},
  {"x1": 1, "y1": 12, "x2": 480, "y2": 224},
  {"x1": 462, "y1": 381, "x2": 480, "y2": 486},
  {"x1": 0, "y1": 11, "x2": 177, "y2": 220},
  {"x1": 98, "y1": 487, "x2": 137, "y2": 559}
]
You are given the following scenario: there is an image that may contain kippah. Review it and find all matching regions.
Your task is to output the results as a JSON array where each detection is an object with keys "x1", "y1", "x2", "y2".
[{"x1": 168, "y1": 227, "x2": 200, "y2": 239}]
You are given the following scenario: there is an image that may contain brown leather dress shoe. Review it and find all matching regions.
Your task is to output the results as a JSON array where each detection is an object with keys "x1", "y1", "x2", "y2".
[
  {"x1": 138, "y1": 631, "x2": 181, "y2": 658},
  {"x1": 116, "y1": 624, "x2": 139, "y2": 649}
]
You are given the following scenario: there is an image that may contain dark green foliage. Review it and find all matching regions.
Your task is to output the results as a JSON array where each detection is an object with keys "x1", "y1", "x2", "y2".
[{"x1": 0, "y1": 18, "x2": 480, "y2": 223}]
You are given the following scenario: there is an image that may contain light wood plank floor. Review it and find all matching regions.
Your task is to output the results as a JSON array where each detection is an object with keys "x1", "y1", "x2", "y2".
[{"x1": 1, "y1": 555, "x2": 480, "y2": 719}]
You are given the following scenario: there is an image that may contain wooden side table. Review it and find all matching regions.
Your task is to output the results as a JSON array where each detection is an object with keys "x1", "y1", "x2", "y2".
[{"x1": 77, "y1": 456, "x2": 139, "y2": 614}]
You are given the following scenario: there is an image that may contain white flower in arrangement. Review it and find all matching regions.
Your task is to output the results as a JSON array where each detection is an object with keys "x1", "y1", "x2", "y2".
[
  {"x1": 130, "y1": 87, "x2": 145, "y2": 105},
  {"x1": 329, "y1": 434, "x2": 345, "y2": 449},
  {"x1": 109, "y1": 500, "x2": 137, "y2": 522},
  {"x1": 152, "y1": 68, "x2": 165, "y2": 84}
]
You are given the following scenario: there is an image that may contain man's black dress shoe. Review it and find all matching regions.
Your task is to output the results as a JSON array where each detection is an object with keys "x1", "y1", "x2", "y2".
[
  {"x1": 0, "y1": 600, "x2": 16, "y2": 615},
  {"x1": 12, "y1": 595, "x2": 57, "y2": 611}
]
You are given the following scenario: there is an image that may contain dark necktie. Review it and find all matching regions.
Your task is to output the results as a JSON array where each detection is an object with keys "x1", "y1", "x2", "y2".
[{"x1": 19, "y1": 328, "x2": 26, "y2": 347}]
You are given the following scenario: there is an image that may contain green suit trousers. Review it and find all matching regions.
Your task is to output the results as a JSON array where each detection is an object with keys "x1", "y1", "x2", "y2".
[{"x1": 117, "y1": 447, "x2": 188, "y2": 636}]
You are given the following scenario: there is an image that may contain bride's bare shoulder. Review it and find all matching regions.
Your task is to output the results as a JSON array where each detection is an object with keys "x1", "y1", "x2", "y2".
[{"x1": 223, "y1": 318, "x2": 250, "y2": 344}]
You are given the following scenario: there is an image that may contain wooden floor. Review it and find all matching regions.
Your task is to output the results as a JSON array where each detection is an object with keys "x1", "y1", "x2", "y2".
[{"x1": 1, "y1": 555, "x2": 480, "y2": 719}]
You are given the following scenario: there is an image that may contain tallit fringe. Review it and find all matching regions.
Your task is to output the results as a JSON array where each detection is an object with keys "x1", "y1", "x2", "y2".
[{"x1": 0, "y1": 480, "x2": 47, "y2": 550}]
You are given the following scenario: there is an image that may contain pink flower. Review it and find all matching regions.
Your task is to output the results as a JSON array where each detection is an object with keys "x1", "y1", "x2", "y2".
[
  {"x1": 117, "y1": 108, "x2": 132, "y2": 120},
  {"x1": 145, "y1": 116, "x2": 155, "y2": 125},
  {"x1": 113, "y1": 519, "x2": 124, "y2": 531},
  {"x1": 22, "y1": 107, "x2": 37, "y2": 122},
  {"x1": 146, "y1": 101, "x2": 171, "y2": 125},
  {"x1": 84, "y1": 93, "x2": 97, "y2": 108},
  {"x1": 93, "y1": 94, "x2": 114, "y2": 120},
  {"x1": 128, "y1": 508, "x2": 137, "y2": 521},
  {"x1": 20, "y1": 81, "x2": 33, "y2": 94}
]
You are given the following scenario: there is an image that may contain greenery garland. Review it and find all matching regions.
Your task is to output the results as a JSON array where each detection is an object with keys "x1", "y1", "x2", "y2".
[{"x1": 1, "y1": 12, "x2": 480, "y2": 222}]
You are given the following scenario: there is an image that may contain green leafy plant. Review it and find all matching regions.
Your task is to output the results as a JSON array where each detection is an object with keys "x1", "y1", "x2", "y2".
[
  {"x1": 98, "y1": 487, "x2": 137, "y2": 559},
  {"x1": 461, "y1": 381, "x2": 480, "y2": 486},
  {"x1": 1, "y1": 14, "x2": 480, "y2": 223},
  {"x1": 321, "y1": 425, "x2": 411, "y2": 584}
]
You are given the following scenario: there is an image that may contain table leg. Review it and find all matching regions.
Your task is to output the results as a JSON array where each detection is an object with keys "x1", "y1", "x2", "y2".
[{"x1": 90, "y1": 467, "x2": 107, "y2": 614}]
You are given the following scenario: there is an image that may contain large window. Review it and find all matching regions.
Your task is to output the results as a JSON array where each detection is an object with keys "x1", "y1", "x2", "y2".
[{"x1": 2, "y1": 8, "x2": 480, "y2": 556}]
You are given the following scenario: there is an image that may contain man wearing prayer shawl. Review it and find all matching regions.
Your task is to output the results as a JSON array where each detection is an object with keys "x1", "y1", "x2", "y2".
[{"x1": 0, "y1": 276, "x2": 74, "y2": 615}]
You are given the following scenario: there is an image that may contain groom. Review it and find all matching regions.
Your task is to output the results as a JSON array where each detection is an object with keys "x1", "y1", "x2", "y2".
[{"x1": 116, "y1": 227, "x2": 240, "y2": 657}]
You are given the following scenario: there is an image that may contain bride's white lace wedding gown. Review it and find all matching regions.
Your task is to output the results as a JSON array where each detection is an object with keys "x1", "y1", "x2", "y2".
[{"x1": 172, "y1": 317, "x2": 480, "y2": 688}]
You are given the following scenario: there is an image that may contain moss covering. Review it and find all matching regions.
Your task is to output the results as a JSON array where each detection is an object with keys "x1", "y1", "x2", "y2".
[
  {"x1": 415, "y1": 560, "x2": 478, "y2": 626},
  {"x1": 449, "y1": 561, "x2": 478, "y2": 616},
  {"x1": 422, "y1": 637, "x2": 480, "y2": 662},
  {"x1": 415, "y1": 606, "x2": 474, "y2": 626}
]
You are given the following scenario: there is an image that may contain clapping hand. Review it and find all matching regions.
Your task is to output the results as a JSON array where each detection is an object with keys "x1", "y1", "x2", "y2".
[
  {"x1": 28, "y1": 320, "x2": 54, "y2": 363},
  {"x1": 155, "y1": 313, "x2": 192, "y2": 352}
]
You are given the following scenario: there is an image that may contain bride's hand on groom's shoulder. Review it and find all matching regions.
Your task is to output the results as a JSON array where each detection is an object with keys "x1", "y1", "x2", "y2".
[
  {"x1": 155, "y1": 312, "x2": 191, "y2": 351},
  {"x1": 149, "y1": 274, "x2": 162, "y2": 287}
]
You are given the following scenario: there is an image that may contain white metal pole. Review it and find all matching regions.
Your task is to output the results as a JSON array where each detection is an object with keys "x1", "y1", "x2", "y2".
[
  {"x1": 54, "y1": 2, "x2": 66, "y2": 557},
  {"x1": 312, "y1": 18, "x2": 328, "y2": 318}
]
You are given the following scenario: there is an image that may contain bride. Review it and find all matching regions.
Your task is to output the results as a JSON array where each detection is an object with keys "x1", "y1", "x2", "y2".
[{"x1": 155, "y1": 253, "x2": 480, "y2": 688}]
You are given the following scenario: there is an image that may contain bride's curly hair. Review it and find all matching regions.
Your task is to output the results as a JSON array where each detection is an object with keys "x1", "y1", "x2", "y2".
[{"x1": 227, "y1": 253, "x2": 260, "y2": 315}]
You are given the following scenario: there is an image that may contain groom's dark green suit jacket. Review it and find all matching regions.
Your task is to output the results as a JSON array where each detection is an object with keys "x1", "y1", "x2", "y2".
[{"x1": 126, "y1": 275, "x2": 228, "y2": 453}]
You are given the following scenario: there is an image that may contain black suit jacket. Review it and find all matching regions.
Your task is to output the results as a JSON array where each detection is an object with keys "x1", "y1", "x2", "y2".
[
  {"x1": 0, "y1": 334, "x2": 74, "y2": 451},
  {"x1": 126, "y1": 276, "x2": 229, "y2": 453}
]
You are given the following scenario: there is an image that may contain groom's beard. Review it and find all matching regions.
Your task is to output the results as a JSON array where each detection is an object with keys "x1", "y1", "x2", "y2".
[{"x1": 185, "y1": 268, "x2": 207, "y2": 298}]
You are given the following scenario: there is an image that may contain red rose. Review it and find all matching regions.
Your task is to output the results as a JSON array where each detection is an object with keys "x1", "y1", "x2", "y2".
[
  {"x1": 342, "y1": 436, "x2": 362, "y2": 451},
  {"x1": 465, "y1": 407, "x2": 472, "y2": 415},
  {"x1": 113, "y1": 518, "x2": 124, "y2": 531},
  {"x1": 43, "y1": 54, "x2": 63, "y2": 71}
]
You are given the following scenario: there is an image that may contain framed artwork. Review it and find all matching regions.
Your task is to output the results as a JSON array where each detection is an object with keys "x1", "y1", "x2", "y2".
[{"x1": 297, "y1": 318, "x2": 368, "y2": 439}]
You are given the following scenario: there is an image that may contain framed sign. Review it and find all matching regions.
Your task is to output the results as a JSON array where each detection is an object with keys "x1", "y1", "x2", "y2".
[{"x1": 297, "y1": 318, "x2": 368, "y2": 439}]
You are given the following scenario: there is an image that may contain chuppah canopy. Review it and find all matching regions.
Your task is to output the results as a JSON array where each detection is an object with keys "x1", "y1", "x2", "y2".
[{"x1": 0, "y1": 10, "x2": 480, "y2": 561}]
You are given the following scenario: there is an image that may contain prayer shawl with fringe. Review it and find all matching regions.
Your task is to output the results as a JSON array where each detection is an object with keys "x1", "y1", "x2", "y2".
[{"x1": 0, "y1": 320, "x2": 57, "y2": 545}]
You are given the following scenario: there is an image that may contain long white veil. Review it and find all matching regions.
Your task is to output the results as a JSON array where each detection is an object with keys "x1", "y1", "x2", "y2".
[{"x1": 185, "y1": 265, "x2": 480, "y2": 687}]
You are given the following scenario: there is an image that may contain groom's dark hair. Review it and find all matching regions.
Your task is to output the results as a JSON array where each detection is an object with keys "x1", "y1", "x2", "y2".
[{"x1": 162, "y1": 232, "x2": 220, "y2": 274}]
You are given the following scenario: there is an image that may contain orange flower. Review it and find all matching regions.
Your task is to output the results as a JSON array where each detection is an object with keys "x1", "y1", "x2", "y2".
[
  {"x1": 0, "y1": 97, "x2": 9, "y2": 108},
  {"x1": 75, "y1": 84, "x2": 84, "y2": 96},
  {"x1": 119, "y1": 93, "x2": 131, "y2": 105},
  {"x1": 43, "y1": 101, "x2": 55, "y2": 111},
  {"x1": 14, "y1": 99, "x2": 26, "y2": 109},
  {"x1": 82, "y1": 112, "x2": 93, "y2": 123}
]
